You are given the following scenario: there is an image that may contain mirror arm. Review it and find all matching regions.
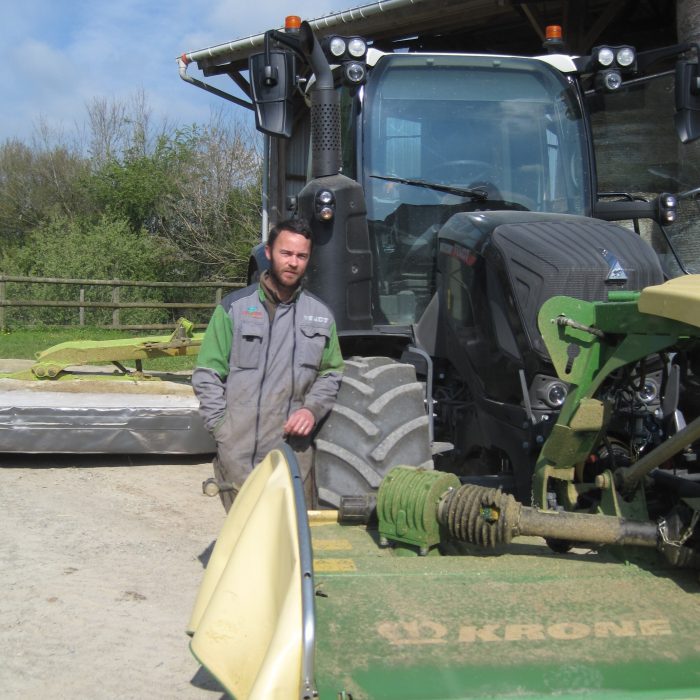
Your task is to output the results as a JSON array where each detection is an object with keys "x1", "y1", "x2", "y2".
[
  {"x1": 178, "y1": 58, "x2": 254, "y2": 110},
  {"x1": 594, "y1": 192, "x2": 677, "y2": 227},
  {"x1": 636, "y1": 42, "x2": 697, "y2": 72},
  {"x1": 264, "y1": 29, "x2": 306, "y2": 62}
]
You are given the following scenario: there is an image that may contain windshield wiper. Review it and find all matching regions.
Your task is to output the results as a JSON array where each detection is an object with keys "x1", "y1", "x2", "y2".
[{"x1": 370, "y1": 174, "x2": 488, "y2": 201}]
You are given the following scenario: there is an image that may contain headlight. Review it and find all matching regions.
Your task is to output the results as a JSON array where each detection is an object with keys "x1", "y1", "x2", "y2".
[
  {"x1": 597, "y1": 70, "x2": 623, "y2": 91},
  {"x1": 658, "y1": 192, "x2": 678, "y2": 224},
  {"x1": 637, "y1": 379, "x2": 658, "y2": 403},
  {"x1": 322, "y1": 34, "x2": 368, "y2": 85},
  {"x1": 532, "y1": 375, "x2": 569, "y2": 409},
  {"x1": 315, "y1": 189, "x2": 336, "y2": 221},
  {"x1": 546, "y1": 382, "x2": 568, "y2": 408},
  {"x1": 588, "y1": 44, "x2": 637, "y2": 95}
]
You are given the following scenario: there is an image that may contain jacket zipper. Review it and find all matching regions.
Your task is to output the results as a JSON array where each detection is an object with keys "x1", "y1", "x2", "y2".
[
  {"x1": 251, "y1": 303, "x2": 274, "y2": 469},
  {"x1": 287, "y1": 303, "x2": 297, "y2": 419}
]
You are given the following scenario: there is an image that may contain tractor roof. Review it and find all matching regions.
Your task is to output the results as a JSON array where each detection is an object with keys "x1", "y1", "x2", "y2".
[{"x1": 180, "y1": 0, "x2": 622, "y2": 73}]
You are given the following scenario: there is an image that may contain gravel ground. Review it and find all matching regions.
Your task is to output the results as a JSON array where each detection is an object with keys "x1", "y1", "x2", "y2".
[{"x1": 0, "y1": 453, "x2": 229, "y2": 699}]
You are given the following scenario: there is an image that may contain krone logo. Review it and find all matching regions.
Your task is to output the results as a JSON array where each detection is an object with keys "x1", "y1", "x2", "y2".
[{"x1": 377, "y1": 618, "x2": 672, "y2": 645}]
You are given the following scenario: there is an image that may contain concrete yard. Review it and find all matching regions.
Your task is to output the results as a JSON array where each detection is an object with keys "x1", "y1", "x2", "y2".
[{"x1": 0, "y1": 453, "x2": 227, "y2": 699}]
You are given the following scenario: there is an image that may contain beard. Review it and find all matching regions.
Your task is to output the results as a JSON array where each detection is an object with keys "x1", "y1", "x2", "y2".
[{"x1": 269, "y1": 257, "x2": 303, "y2": 290}]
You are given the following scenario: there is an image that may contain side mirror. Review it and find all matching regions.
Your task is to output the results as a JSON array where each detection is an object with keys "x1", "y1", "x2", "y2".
[
  {"x1": 674, "y1": 59, "x2": 700, "y2": 143},
  {"x1": 249, "y1": 50, "x2": 296, "y2": 138}
]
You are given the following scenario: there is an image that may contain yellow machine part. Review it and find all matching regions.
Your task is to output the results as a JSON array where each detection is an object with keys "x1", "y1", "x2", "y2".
[
  {"x1": 187, "y1": 449, "x2": 304, "y2": 700},
  {"x1": 638, "y1": 274, "x2": 700, "y2": 327}
]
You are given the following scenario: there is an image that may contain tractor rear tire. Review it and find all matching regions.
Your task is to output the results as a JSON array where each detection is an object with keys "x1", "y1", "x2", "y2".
[{"x1": 314, "y1": 356, "x2": 434, "y2": 508}]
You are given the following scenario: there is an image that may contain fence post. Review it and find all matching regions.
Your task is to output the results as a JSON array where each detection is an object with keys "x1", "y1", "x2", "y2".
[
  {"x1": 0, "y1": 278, "x2": 5, "y2": 331},
  {"x1": 112, "y1": 285, "x2": 120, "y2": 328},
  {"x1": 215, "y1": 287, "x2": 223, "y2": 304},
  {"x1": 79, "y1": 288, "x2": 85, "y2": 326}
]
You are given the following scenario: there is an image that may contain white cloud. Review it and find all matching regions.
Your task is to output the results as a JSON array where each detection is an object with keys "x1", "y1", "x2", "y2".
[{"x1": 0, "y1": 1, "x2": 354, "y2": 144}]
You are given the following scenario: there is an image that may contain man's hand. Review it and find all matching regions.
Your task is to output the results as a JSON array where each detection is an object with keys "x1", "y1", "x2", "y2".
[{"x1": 283, "y1": 408, "x2": 316, "y2": 437}]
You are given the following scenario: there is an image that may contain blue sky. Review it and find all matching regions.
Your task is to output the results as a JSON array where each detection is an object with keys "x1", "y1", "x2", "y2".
[{"x1": 1, "y1": 1, "x2": 352, "y2": 144}]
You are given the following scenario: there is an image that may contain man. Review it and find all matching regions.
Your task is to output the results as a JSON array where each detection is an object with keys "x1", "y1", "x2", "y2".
[{"x1": 192, "y1": 218, "x2": 344, "y2": 511}]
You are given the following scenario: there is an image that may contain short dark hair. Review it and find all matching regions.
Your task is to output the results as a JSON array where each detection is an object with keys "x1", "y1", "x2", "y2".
[{"x1": 267, "y1": 218, "x2": 313, "y2": 250}]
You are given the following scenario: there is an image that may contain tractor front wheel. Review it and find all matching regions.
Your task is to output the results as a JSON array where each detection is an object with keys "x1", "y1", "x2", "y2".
[{"x1": 314, "y1": 356, "x2": 434, "y2": 508}]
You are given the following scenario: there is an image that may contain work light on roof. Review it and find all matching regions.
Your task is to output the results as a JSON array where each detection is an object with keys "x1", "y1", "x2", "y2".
[
  {"x1": 347, "y1": 37, "x2": 367, "y2": 58},
  {"x1": 592, "y1": 44, "x2": 637, "y2": 72},
  {"x1": 597, "y1": 48, "x2": 615, "y2": 67},
  {"x1": 329, "y1": 36, "x2": 347, "y2": 57},
  {"x1": 616, "y1": 47, "x2": 636, "y2": 67},
  {"x1": 323, "y1": 35, "x2": 367, "y2": 62},
  {"x1": 344, "y1": 62, "x2": 367, "y2": 84}
]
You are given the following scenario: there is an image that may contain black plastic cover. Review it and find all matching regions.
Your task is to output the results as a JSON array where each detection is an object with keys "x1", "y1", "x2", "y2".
[
  {"x1": 249, "y1": 51, "x2": 296, "y2": 138},
  {"x1": 489, "y1": 216, "x2": 664, "y2": 359}
]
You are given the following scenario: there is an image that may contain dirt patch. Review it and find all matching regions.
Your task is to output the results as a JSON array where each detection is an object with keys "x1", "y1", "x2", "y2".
[{"x1": 0, "y1": 454, "x2": 227, "y2": 699}]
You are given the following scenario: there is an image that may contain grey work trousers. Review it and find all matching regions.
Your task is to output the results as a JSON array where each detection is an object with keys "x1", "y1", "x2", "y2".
[{"x1": 213, "y1": 434, "x2": 315, "y2": 512}]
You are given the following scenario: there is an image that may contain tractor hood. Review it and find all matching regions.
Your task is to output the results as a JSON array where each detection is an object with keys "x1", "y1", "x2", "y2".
[{"x1": 437, "y1": 211, "x2": 664, "y2": 365}]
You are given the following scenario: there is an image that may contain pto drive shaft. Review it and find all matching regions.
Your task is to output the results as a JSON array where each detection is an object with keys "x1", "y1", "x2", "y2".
[
  {"x1": 375, "y1": 467, "x2": 699, "y2": 567},
  {"x1": 437, "y1": 484, "x2": 658, "y2": 548}
]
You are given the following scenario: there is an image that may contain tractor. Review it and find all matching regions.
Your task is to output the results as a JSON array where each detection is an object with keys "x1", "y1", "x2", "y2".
[
  {"x1": 179, "y1": 11, "x2": 700, "y2": 510},
  {"x1": 180, "y1": 6, "x2": 700, "y2": 698}
]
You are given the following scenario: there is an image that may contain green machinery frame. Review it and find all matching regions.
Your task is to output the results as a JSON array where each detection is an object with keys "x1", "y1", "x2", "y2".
[
  {"x1": 1, "y1": 318, "x2": 203, "y2": 381},
  {"x1": 534, "y1": 289, "x2": 700, "y2": 519},
  {"x1": 374, "y1": 278, "x2": 700, "y2": 567}
]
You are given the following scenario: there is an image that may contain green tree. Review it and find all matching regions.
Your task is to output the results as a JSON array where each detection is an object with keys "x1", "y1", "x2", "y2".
[
  {"x1": 160, "y1": 116, "x2": 262, "y2": 280},
  {"x1": 0, "y1": 138, "x2": 89, "y2": 250},
  {"x1": 81, "y1": 136, "x2": 178, "y2": 233}
]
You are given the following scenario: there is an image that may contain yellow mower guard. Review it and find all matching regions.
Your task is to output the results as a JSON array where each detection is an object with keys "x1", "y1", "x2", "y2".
[{"x1": 187, "y1": 445, "x2": 316, "y2": 700}]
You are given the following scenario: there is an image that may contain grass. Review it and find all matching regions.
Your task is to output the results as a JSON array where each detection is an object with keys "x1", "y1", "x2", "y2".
[{"x1": 0, "y1": 326, "x2": 198, "y2": 372}]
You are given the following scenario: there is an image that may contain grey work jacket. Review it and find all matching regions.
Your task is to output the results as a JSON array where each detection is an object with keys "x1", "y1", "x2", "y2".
[{"x1": 192, "y1": 283, "x2": 343, "y2": 474}]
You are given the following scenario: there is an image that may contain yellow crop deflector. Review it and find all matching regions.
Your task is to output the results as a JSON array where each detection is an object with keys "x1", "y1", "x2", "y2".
[
  {"x1": 188, "y1": 446, "x2": 316, "y2": 700},
  {"x1": 637, "y1": 274, "x2": 700, "y2": 326}
]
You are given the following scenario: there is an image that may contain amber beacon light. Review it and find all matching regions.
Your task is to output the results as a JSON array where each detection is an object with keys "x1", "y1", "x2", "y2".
[
  {"x1": 285, "y1": 15, "x2": 302, "y2": 32},
  {"x1": 545, "y1": 25, "x2": 563, "y2": 41}
]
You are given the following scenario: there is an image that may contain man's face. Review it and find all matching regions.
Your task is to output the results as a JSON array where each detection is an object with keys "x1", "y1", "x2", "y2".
[{"x1": 265, "y1": 229, "x2": 312, "y2": 290}]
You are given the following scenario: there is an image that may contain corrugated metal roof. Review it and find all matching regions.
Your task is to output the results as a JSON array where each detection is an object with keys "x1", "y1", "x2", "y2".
[{"x1": 182, "y1": 0, "x2": 671, "y2": 72}]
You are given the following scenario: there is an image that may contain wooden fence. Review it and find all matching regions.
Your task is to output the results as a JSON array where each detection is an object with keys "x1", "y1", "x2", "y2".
[{"x1": 0, "y1": 275, "x2": 246, "y2": 331}]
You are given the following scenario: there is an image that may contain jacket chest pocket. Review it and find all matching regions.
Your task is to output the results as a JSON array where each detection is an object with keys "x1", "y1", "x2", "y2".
[
  {"x1": 298, "y1": 323, "x2": 330, "y2": 369},
  {"x1": 233, "y1": 320, "x2": 265, "y2": 369}
]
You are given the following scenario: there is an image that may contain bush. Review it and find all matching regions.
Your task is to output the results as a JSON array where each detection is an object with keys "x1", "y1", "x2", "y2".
[{"x1": 2, "y1": 214, "x2": 186, "y2": 328}]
